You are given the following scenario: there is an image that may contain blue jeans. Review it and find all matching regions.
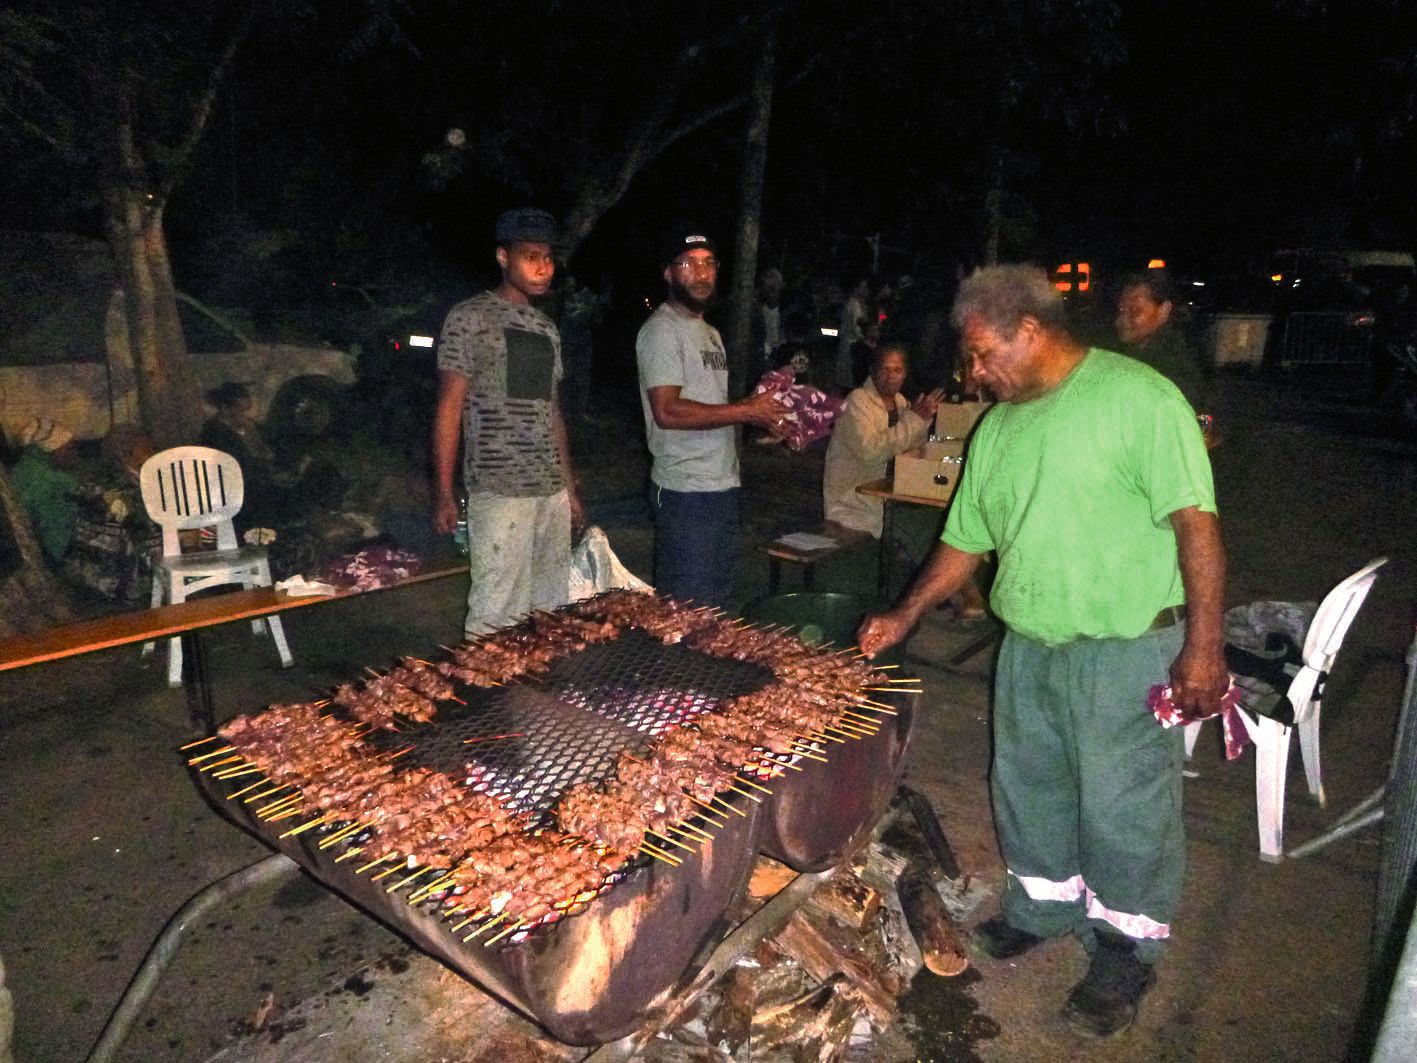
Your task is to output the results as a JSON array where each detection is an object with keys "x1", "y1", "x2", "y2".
[{"x1": 649, "y1": 484, "x2": 739, "y2": 607}]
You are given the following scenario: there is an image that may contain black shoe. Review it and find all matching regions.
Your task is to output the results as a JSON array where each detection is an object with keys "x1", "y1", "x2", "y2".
[
  {"x1": 1062, "y1": 934, "x2": 1157, "y2": 1038},
  {"x1": 973, "y1": 915, "x2": 1045, "y2": 959}
]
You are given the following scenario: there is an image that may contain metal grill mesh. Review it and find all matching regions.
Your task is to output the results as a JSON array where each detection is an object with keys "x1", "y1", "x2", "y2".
[{"x1": 362, "y1": 629, "x2": 773, "y2": 820}]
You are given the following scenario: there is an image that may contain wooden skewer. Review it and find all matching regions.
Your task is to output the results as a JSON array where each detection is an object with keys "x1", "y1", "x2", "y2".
[
  {"x1": 356, "y1": 852, "x2": 400, "y2": 874},
  {"x1": 482, "y1": 920, "x2": 523, "y2": 947},
  {"x1": 806, "y1": 729, "x2": 846, "y2": 745},
  {"x1": 787, "y1": 747, "x2": 829, "y2": 764},
  {"x1": 674, "y1": 822, "x2": 714, "y2": 843},
  {"x1": 408, "y1": 875, "x2": 458, "y2": 903},
  {"x1": 187, "y1": 745, "x2": 235, "y2": 763},
  {"x1": 180, "y1": 735, "x2": 221, "y2": 750},
  {"x1": 463, "y1": 914, "x2": 507, "y2": 942},
  {"x1": 646, "y1": 830, "x2": 695, "y2": 854},
  {"x1": 267, "y1": 805, "x2": 309, "y2": 823},
  {"x1": 280, "y1": 814, "x2": 332, "y2": 839},
  {"x1": 372, "y1": 859, "x2": 415, "y2": 883},
  {"x1": 833, "y1": 711, "x2": 878, "y2": 731},
  {"x1": 463, "y1": 732, "x2": 526, "y2": 745},
  {"x1": 197, "y1": 755, "x2": 245, "y2": 772},
  {"x1": 713, "y1": 797, "x2": 747, "y2": 818},
  {"x1": 318, "y1": 823, "x2": 367, "y2": 849},
  {"x1": 640, "y1": 844, "x2": 681, "y2": 866},
  {"x1": 823, "y1": 725, "x2": 867, "y2": 740},
  {"x1": 209, "y1": 758, "x2": 256, "y2": 776},
  {"x1": 244, "y1": 784, "x2": 291, "y2": 804},
  {"x1": 333, "y1": 847, "x2": 365, "y2": 863},
  {"x1": 228, "y1": 779, "x2": 272, "y2": 800},
  {"x1": 387, "y1": 867, "x2": 434, "y2": 894},
  {"x1": 213, "y1": 766, "x2": 264, "y2": 781},
  {"x1": 257, "y1": 796, "x2": 304, "y2": 819},
  {"x1": 832, "y1": 716, "x2": 877, "y2": 733},
  {"x1": 685, "y1": 797, "x2": 727, "y2": 827},
  {"x1": 728, "y1": 785, "x2": 764, "y2": 804},
  {"x1": 852, "y1": 701, "x2": 897, "y2": 716},
  {"x1": 770, "y1": 753, "x2": 808, "y2": 770},
  {"x1": 735, "y1": 776, "x2": 774, "y2": 794}
]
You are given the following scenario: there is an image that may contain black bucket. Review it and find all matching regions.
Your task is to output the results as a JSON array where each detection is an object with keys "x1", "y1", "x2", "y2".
[{"x1": 740, "y1": 591, "x2": 906, "y2": 666}]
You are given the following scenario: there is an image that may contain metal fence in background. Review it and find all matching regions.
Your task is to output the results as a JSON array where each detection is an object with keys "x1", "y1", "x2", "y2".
[{"x1": 1280, "y1": 311, "x2": 1373, "y2": 366}]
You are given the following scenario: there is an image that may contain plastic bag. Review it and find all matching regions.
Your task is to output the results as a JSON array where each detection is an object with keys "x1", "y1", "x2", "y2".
[{"x1": 568, "y1": 525, "x2": 651, "y2": 601}]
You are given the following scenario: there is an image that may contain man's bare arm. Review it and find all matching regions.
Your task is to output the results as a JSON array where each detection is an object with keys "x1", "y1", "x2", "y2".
[
  {"x1": 646, "y1": 385, "x2": 787, "y2": 432},
  {"x1": 857, "y1": 543, "x2": 985, "y2": 657},
  {"x1": 431, "y1": 369, "x2": 468, "y2": 534},
  {"x1": 1168, "y1": 505, "x2": 1229, "y2": 718}
]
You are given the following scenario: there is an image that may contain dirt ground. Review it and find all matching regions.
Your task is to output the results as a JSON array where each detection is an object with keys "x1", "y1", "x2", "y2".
[{"x1": 1, "y1": 371, "x2": 1414, "y2": 1062}]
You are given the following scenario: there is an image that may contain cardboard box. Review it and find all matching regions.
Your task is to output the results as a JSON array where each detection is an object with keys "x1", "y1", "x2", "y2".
[
  {"x1": 933, "y1": 400, "x2": 993, "y2": 440},
  {"x1": 893, "y1": 438, "x2": 965, "y2": 502}
]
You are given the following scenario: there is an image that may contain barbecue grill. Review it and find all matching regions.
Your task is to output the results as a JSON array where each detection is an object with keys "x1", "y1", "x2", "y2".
[{"x1": 188, "y1": 592, "x2": 916, "y2": 1044}]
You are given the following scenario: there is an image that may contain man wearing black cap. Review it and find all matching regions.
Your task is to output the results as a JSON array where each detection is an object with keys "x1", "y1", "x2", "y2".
[
  {"x1": 433, "y1": 208, "x2": 584, "y2": 636},
  {"x1": 636, "y1": 225, "x2": 788, "y2": 606}
]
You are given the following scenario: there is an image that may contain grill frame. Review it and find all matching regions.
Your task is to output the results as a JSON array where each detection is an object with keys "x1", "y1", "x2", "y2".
[{"x1": 190, "y1": 596, "x2": 916, "y2": 1044}]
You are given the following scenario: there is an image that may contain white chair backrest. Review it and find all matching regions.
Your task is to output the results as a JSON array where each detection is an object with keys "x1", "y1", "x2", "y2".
[
  {"x1": 1303, "y1": 557, "x2": 1388, "y2": 674},
  {"x1": 139, "y1": 446, "x2": 247, "y2": 556}
]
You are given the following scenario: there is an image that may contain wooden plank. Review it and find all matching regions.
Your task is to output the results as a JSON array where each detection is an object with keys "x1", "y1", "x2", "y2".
[
  {"x1": 854, "y1": 477, "x2": 951, "y2": 511},
  {"x1": 0, "y1": 564, "x2": 465, "y2": 672}
]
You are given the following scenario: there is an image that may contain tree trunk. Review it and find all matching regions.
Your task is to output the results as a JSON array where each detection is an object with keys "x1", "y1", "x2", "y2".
[
  {"x1": 0, "y1": 462, "x2": 75, "y2": 638},
  {"x1": 103, "y1": 192, "x2": 201, "y2": 447},
  {"x1": 725, "y1": 23, "x2": 777, "y2": 398}
]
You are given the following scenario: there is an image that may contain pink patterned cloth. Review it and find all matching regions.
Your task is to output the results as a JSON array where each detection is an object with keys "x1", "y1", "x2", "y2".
[
  {"x1": 1149, "y1": 679, "x2": 1251, "y2": 760},
  {"x1": 310, "y1": 546, "x2": 424, "y2": 592},
  {"x1": 752, "y1": 368, "x2": 844, "y2": 452}
]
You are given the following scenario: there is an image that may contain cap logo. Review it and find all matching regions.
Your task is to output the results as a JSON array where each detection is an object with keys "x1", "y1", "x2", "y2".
[{"x1": 684, "y1": 234, "x2": 709, "y2": 245}]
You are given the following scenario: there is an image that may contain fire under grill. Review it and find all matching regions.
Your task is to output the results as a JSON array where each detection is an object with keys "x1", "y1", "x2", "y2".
[{"x1": 186, "y1": 591, "x2": 917, "y2": 1044}]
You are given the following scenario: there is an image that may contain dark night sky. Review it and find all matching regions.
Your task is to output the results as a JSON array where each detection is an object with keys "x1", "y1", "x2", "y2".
[{"x1": 5, "y1": 0, "x2": 1414, "y2": 310}]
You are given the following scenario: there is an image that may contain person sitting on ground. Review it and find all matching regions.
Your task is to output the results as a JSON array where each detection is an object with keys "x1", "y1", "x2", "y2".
[
  {"x1": 9, "y1": 417, "x2": 81, "y2": 562},
  {"x1": 1114, "y1": 271, "x2": 1211, "y2": 416},
  {"x1": 200, "y1": 382, "x2": 345, "y2": 532}
]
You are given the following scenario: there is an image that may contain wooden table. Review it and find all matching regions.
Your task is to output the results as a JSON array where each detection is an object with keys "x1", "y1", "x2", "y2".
[
  {"x1": 854, "y1": 478, "x2": 999, "y2": 671},
  {"x1": 0, "y1": 565, "x2": 465, "y2": 731},
  {"x1": 854, "y1": 478, "x2": 950, "y2": 598}
]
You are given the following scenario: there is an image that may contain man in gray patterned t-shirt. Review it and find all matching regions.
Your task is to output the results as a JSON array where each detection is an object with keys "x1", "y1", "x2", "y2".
[{"x1": 432, "y1": 208, "x2": 584, "y2": 635}]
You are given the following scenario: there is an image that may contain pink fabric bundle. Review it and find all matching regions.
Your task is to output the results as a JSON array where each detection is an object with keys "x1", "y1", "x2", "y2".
[
  {"x1": 311, "y1": 546, "x2": 424, "y2": 592},
  {"x1": 752, "y1": 368, "x2": 844, "y2": 452},
  {"x1": 1149, "y1": 680, "x2": 1251, "y2": 760}
]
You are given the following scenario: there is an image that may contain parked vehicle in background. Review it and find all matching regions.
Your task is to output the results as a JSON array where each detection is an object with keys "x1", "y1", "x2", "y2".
[
  {"x1": 0, "y1": 232, "x2": 357, "y2": 444},
  {"x1": 1267, "y1": 249, "x2": 1417, "y2": 368}
]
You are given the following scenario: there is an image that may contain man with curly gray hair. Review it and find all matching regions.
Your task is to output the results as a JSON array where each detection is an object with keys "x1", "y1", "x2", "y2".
[{"x1": 860, "y1": 263, "x2": 1227, "y2": 1038}]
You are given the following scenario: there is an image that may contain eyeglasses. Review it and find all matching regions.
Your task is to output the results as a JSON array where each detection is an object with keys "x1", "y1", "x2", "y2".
[{"x1": 672, "y1": 257, "x2": 719, "y2": 274}]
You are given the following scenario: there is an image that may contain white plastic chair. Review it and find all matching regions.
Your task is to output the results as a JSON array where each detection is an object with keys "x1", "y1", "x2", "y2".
[
  {"x1": 1185, "y1": 557, "x2": 1388, "y2": 861},
  {"x1": 138, "y1": 445, "x2": 293, "y2": 687}
]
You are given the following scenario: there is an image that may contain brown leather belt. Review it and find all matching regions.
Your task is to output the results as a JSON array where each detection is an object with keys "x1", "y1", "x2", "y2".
[{"x1": 1148, "y1": 605, "x2": 1188, "y2": 631}]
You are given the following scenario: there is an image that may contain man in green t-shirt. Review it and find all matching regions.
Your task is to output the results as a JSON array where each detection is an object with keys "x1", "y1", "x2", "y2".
[{"x1": 859, "y1": 265, "x2": 1228, "y2": 1038}]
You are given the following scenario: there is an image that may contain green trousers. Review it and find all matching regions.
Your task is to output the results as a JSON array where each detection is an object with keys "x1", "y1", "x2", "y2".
[{"x1": 993, "y1": 624, "x2": 1186, "y2": 964}]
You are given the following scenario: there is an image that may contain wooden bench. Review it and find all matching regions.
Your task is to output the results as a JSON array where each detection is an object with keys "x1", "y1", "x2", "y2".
[
  {"x1": 762, "y1": 526, "x2": 870, "y2": 593},
  {"x1": 0, "y1": 564, "x2": 465, "y2": 731}
]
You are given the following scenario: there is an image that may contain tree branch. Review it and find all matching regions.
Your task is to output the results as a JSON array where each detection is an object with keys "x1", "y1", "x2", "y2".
[{"x1": 157, "y1": 0, "x2": 257, "y2": 202}]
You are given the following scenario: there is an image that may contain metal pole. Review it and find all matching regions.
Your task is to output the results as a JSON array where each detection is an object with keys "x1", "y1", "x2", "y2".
[
  {"x1": 1374, "y1": 903, "x2": 1417, "y2": 1061},
  {"x1": 86, "y1": 854, "x2": 300, "y2": 1063}
]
